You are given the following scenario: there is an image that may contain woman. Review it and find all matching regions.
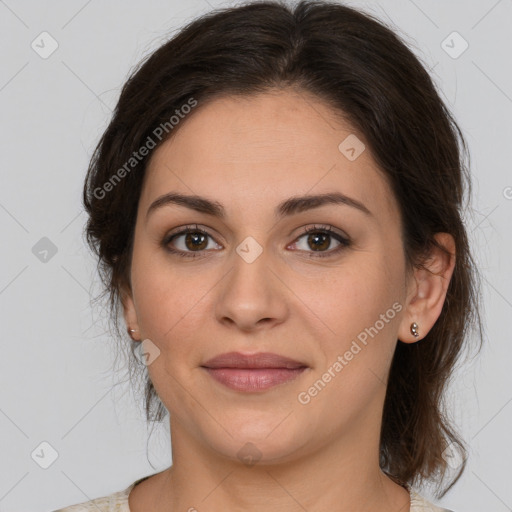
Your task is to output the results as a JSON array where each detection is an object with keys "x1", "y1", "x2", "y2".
[{"x1": 56, "y1": 0, "x2": 483, "y2": 510}]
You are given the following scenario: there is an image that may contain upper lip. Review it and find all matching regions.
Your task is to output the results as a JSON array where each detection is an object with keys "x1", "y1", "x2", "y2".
[{"x1": 201, "y1": 351, "x2": 308, "y2": 369}]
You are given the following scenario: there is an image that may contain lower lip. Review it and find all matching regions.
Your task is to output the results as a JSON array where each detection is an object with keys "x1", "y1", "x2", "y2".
[{"x1": 202, "y1": 367, "x2": 307, "y2": 392}]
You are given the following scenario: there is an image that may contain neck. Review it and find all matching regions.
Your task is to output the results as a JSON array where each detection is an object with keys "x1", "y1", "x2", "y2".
[{"x1": 151, "y1": 414, "x2": 410, "y2": 512}]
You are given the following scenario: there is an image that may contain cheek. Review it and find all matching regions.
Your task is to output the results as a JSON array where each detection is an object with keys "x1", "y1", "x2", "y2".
[
  {"x1": 131, "y1": 242, "x2": 209, "y2": 338},
  {"x1": 131, "y1": 262, "x2": 207, "y2": 407},
  {"x1": 135, "y1": 284, "x2": 207, "y2": 359},
  {"x1": 298, "y1": 256, "x2": 399, "y2": 332},
  {"x1": 298, "y1": 257, "x2": 401, "y2": 378},
  {"x1": 294, "y1": 267, "x2": 401, "y2": 425}
]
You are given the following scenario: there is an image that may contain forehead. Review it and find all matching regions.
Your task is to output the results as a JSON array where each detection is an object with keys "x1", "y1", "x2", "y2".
[{"x1": 141, "y1": 90, "x2": 399, "y2": 224}]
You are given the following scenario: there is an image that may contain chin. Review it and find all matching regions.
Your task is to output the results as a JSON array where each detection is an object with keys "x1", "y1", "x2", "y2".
[{"x1": 205, "y1": 420, "x2": 308, "y2": 466}]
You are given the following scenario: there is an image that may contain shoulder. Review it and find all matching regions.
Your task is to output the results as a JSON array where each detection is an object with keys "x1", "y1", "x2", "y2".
[
  {"x1": 52, "y1": 481, "x2": 138, "y2": 512},
  {"x1": 409, "y1": 488, "x2": 455, "y2": 512}
]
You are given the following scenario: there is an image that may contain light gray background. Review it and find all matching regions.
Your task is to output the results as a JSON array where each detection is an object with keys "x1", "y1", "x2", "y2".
[{"x1": 1, "y1": 0, "x2": 511, "y2": 511}]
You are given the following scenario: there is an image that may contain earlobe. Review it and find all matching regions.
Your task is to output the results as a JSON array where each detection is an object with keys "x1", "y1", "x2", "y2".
[
  {"x1": 120, "y1": 285, "x2": 141, "y2": 341},
  {"x1": 127, "y1": 327, "x2": 140, "y2": 341},
  {"x1": 410, "y1": 321, "x2": 420, "y2": 338},
  {"x1": 398, "y1": 233, "x2": 456, "y2": 344}
]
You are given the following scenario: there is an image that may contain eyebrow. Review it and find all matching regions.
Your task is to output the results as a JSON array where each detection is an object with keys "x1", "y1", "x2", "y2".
[{"x1": 146, "y1": 191, "x2": 372, "y2": 222}]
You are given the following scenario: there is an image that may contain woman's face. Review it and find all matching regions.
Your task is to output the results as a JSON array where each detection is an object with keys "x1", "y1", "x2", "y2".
[{"x1": 123, "y1": 89, "x2": 414, "y2": 463}]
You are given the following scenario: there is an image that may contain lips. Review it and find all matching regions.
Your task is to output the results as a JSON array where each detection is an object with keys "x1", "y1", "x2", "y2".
[
  {"x1": 201, "y1": 351, "x2": 307, "y2": 369},
  {"x1": 201, "y1": 351, "x2": 309, "y2": 392}
]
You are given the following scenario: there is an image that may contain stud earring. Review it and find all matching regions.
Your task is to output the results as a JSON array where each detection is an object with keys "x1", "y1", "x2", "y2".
[
  {"x1": 410, "y1": 322, "x2": 419, "y2": 338},
  {"x1": 127, "y1": 327, "x2": 138, "y2": 340}
]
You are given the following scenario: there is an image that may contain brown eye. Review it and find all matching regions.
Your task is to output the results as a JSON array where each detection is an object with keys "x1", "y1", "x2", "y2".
[
  {"x1": 290, "y1": 225, "x2": 351, "y2": 258},
  {"x1": 163, "y1": 225, "x2": 222, "y2": 258},
  {"x1": 183, "y1": 231, "x2": 208, "y2": 251},
  {"x1": 306, "y1": 232, "x2": 331, "y2": 251}
]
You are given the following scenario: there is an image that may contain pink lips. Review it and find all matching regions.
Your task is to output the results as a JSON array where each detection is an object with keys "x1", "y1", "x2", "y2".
[{"x1": 201, "y1": 351, "x2": 308, "y2": 392}]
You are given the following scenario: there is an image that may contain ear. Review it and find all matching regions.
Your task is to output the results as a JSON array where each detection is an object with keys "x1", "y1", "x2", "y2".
[
  {"x1": 398, "y1": 232, "x2": 456, "y2": 343},
  {"x1": 120, "y1": 282, "x2": 141, "y2": 342}
]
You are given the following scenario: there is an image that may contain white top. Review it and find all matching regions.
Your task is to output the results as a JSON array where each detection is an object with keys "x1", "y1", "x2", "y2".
[{"x1": 53, "y1": 477, "x2": 455, "y2": 511}]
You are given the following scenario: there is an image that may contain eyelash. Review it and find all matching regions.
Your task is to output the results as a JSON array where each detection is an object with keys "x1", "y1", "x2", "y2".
[{"x1": 162, "y1": 224, "x2": 351, "y2": 259}]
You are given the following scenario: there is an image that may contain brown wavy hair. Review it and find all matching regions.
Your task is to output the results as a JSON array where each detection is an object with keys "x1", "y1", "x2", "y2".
[{"x1": 82, "y1": 0, "x2": 484, "y2": 498}]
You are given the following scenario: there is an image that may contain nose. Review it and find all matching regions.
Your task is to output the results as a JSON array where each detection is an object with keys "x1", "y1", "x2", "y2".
[{"x1": 214, "y1": 251, "x2": 289, "y2": 333}]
